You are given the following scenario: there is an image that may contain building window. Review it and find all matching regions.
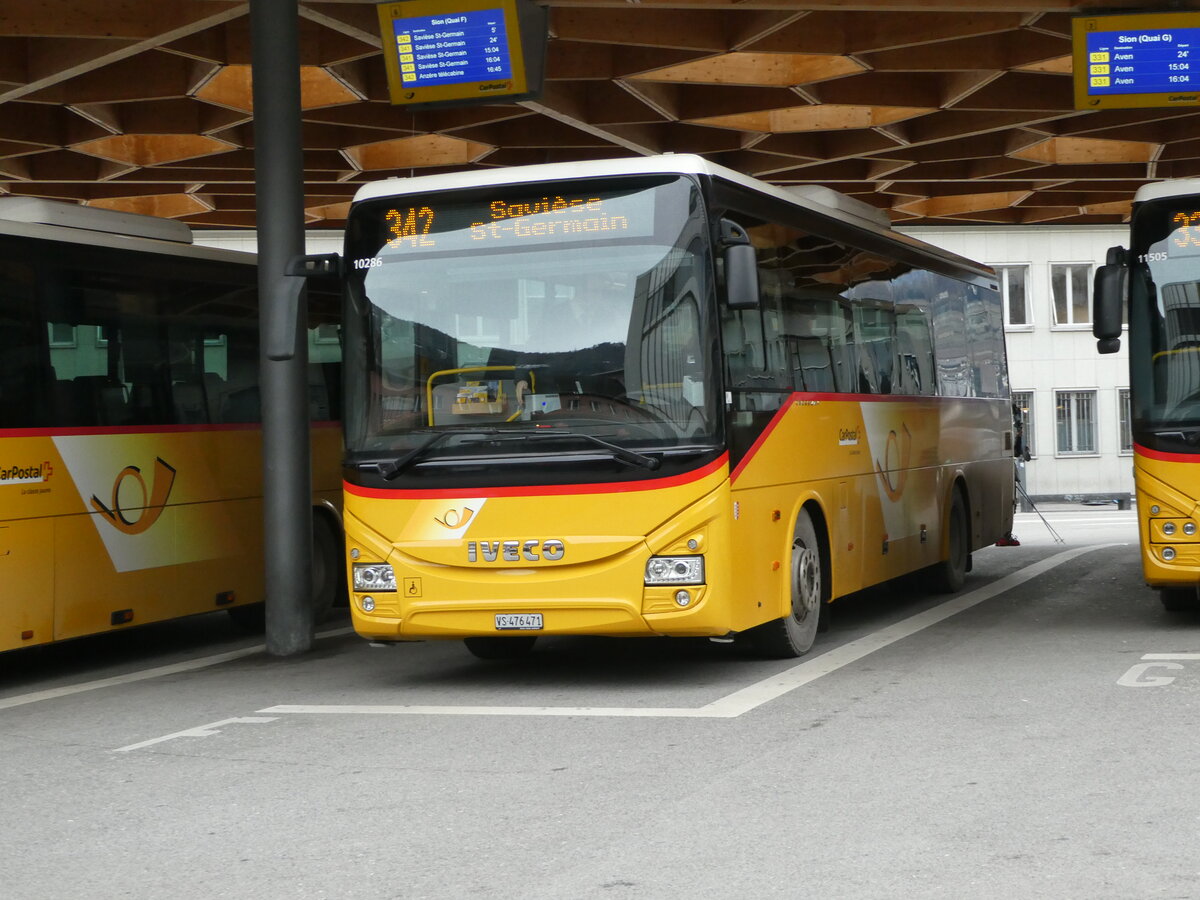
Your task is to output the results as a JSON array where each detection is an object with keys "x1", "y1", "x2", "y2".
[
  {"x1": 1012, "y1": 390, "x2": 1035, "y2": 457},
  {"x1": 1056, "y1": 390, "x2": 1097, "y2": 455},
  {"x1": 1051, "y1": 263, "x2": 1092, "y2": 327},
  {"x1": 995, "y1": 265, "x2": 1030, "y2": 327},
  {"x1": 1119, "y1": 388, "x2": 1132, "y2": 454},
  {"x1": 48, "y1": 322, "x2": 76, "y2": 348}
]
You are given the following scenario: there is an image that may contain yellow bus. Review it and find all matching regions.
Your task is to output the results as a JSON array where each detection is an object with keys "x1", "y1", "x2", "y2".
[
  {"x1": 0, "y1": 198, "x2": 343, "y2": 652},
  {"x1": 335, "y1": 155, "x2": 1014, "y2": 659},
  {"x1": 1095, "y1": 178, "x2": 1200, "y2": 611}
]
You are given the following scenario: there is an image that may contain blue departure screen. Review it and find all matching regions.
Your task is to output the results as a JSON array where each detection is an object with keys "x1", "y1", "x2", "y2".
[
  {"x1": 1085, "y1": 27, "x2": 1200, "y2": 96},
  {"x1": 390, "y1": 8, "x2": 512, "y2": 88}
]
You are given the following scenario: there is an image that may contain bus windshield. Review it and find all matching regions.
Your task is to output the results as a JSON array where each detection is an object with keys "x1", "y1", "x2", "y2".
[
  {"x1": 342, "y1": 175, "x2": 719, "y2": 472},
  {"x1": 1130, "y1": 197, "x2": 1200, "y2": 432}
]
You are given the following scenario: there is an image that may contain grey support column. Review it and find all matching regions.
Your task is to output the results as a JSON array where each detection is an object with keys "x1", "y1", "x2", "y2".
[{"x1": 251, "y1": 0, "x2": 313, "y2": 656}]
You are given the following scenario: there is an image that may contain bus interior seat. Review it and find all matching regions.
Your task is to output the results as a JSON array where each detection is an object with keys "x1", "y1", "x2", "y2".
[
  {"x1": 71, "y1": 375, "x2": 131, "y2": 426},
  {"x1": 172, "y1": 380, "x2": 208, "y2": 424},
  {"x1": 220, "y1": 386, "x2": 260, "y2": 423}
]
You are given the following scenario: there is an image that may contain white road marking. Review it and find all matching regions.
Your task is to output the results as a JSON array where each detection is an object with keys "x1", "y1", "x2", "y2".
[
  {"x1": 114, "y1": 717, "x2": 278, "y2": 752},
  {"x1": 262, "y1": 544, "x2": 1118, "y2": 721},
  {"x1": 0, "y1": 626, "x2": 354, "y2": 712},
  {"x1": 1117, "y1": 662, "x2": 1183, "y2": 687}
]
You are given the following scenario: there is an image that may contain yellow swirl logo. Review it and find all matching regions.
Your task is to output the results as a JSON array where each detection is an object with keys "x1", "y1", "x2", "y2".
[
  {"x1": 90, "y1": 457, "x2": 177, "y2": 535},
  {"x1": 435, "y1": 507, "x2": 476, "y2": 529}
]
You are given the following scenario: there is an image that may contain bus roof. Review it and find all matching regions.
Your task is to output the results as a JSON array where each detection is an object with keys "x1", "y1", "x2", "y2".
[
  {"x1": 0, "y1": 196, "x2": 194, "y2": 244},
  {"x1": 351, "y1": 153, "x2": 993, "y2": 282},
  {"x1": 0, "y1": 196, "x2": 255, "y2": 266},
  {"x1": 1135, "y1": 179, "x2": 1200, "y2": 204},
  {"x1": 355, "y1": 153, "x2": 899, "y2": 229}
]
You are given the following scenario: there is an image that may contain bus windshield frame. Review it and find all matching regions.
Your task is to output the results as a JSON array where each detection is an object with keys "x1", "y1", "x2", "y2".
[
  {"x1": 341, "y1": 174, "x2": 723, "y2": 486},
  {"x1": 1129, "y1": 197, "x2": 1200, "y2": 446}
]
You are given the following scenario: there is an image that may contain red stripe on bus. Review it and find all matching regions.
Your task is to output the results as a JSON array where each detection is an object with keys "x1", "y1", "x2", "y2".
[
  {"x1": 0, "y1": 420, "x2": 338, "y2": 439},
  {"x1": 1135, "y1": 442, "x2": 1200, "y2": 463},
  {"x1": 343, "y1": 453, "x2": 729, "y2": 499}
]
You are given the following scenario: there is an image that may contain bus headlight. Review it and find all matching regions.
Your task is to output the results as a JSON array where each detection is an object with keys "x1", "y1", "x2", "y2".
[
  {"x1": 645, "y1": 556, "x2": 704, "y2": 585},
  {"x1": 353, "y1": 563, "x2": 397, "y2": 592}
]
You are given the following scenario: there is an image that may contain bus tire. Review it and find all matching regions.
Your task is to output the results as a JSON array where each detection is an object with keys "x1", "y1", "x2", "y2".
[
  {"x1": 1159, "y1": 587, "x2": 1199, "y2": 611},
  {"x1": 749, "y1": 510, "x2": 823, "y2": 659},
  {"x1": 928, "y1": 487, "x2": 969, "y2": 594},
  {"x1": 464, "y1": 636, "x2": 538, "y2": 660},
  {"x1": 226, "y1": 513, "x2": 341, "y2": 632},
  {"x1": 310, "y1": 512, "x2": 341, "y2": 624}
]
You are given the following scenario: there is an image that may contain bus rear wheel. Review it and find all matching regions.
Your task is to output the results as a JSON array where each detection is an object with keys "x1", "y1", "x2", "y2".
[
  {"x1": 749, "y1": 510, "x2": 823, "y2": 659},
  {"x1": 464, "y1": 636, "x2": 538, "y2": 660},
  {"x1": 927, "y1": 488, "x2": 969, "y2": 594}
]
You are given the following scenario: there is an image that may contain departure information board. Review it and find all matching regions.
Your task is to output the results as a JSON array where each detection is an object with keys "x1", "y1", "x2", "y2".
[
  {"x1": 377, "y1": 0, "x2": 546, "y2": 109},
  {"x1": 1074, "y1": 12, "x2": 1200, "y2": 109}
]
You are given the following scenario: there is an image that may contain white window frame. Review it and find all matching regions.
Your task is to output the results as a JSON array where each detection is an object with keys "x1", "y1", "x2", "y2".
[
  {"x1": 1050, "y1": 262, "x2": 1093, "y2": 329},
  {"x1": 993, "y1": 264, "x2": 1032, "y2": 331},
  {"x1": 1012, "y1": 389, "x2": 1035, "y2": 458},
  {"x1": 1118, "y1": 387, "x2": 1133, "y2": 456},
  {"x1": 1055, "y1": 388, "x2": 1099, "y2": 457}
]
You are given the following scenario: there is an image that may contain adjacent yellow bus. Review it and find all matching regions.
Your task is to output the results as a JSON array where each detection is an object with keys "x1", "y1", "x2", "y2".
[
  {"x1": 0, "y1": 198, "x2": 343, "y2": 652},
  {"x1": 1095, "y1": 179, "x2": 1200, "y2": 611},
  {"x1": 336, "y1": 155, "x2": 1014, "y2": 658}
]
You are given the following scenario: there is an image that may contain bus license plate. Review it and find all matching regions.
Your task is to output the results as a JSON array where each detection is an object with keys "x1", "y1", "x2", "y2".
[{"x1": 495, "y1": 613, "x2": 543, "y2": 631}]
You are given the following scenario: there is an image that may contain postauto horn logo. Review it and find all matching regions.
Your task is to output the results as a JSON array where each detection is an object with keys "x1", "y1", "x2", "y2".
[
  {"x1": 0, "y1": 460, "x2": 52, "y2": 486},
  {"x1": 90, "y1": 457, "x2": 177, "y2": 535}
]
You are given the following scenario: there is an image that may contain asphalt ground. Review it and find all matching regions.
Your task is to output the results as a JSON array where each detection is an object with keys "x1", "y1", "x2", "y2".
[{"x1": 3, "y1": 505, "x2": 1198, "y2": 899}]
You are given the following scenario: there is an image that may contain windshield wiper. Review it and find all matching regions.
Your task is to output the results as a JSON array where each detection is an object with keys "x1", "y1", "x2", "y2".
[
  {"x1": 525, "y1": 431, "x2": 661, "y2": 470},
  {"x1": 351, "y1": 429, "x2": 501, "y2": 480}
]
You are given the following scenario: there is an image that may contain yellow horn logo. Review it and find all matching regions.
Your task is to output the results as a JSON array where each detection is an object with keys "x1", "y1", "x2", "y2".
[
  {"x1": 90, "y1": 457, "x2": 177, "y2": 535},
  {"x1": 435, "y1": 507, "x2": 475, "y2": 529}
]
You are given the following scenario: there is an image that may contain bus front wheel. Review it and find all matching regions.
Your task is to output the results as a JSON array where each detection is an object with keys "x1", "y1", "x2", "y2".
[
  {"x1": 749, "y1": 510, "x2": 823, "y2": 659},
  {"x1": 464, "y1": 636, "x2": 538, "y2": 660},
  {"x1": 1159, "y1": 587, "x2": 1199, "y2": 611}
]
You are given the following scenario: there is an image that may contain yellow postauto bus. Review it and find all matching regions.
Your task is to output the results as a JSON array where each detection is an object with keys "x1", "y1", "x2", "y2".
[
  {"x1": 0, "y1": 198, "x2": 343, "y2": 652},
  {"x1": 335, "y1": 155, "x2": 1014, "y2": 659},
  {"x1": 1095, "y1": 178, "x2": 1200, "y2": 611}
]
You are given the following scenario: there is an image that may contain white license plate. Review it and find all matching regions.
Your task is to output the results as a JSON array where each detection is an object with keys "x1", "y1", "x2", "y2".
[{"x1": 494, "y1": 613, "x2": 543, "y2": 631}]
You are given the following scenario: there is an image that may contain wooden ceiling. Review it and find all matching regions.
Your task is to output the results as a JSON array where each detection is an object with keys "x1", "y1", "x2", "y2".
[{"x1": 1, "y1": 0, "x2": 1194, "y2": 228}]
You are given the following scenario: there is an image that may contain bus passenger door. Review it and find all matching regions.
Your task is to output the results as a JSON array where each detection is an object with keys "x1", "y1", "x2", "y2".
[{"x1": 0, "y1": 519, "x2": 55, "y2": 651}]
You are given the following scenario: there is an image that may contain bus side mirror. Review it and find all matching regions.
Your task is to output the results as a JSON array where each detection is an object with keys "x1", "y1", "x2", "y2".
[
  {"x1": 286, "y1": 253, "x2": 342, "y2": 279},
  {"x1": 719, "y1": 219, "x2": 759, "y2": 310},
  {"x1": 1093, "y1": 246, "x2": 1126, "y2": 355}
]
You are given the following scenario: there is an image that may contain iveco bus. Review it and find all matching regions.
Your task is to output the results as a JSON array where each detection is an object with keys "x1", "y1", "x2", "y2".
[{"x1": 334, "y1": 155, "x2": 1014, "y2": 658}]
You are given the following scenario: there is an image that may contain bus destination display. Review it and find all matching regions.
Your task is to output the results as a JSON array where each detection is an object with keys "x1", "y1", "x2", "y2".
[
  {"x1": 1073, "y1": 12, "x2": 1200, "y2": 109},
  {"x1": 368, "y1": 192, "x2": 655, "y2": 259},
  {"x1": 377, "y1": 0, "x2": 540, "y2": 108}
]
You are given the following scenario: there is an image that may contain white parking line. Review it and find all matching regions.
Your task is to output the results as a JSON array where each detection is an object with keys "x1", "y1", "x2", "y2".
[
  {"x1": 0, "y1": 626, "x2": 354, "y2": 712},
  {"x1": 262, "y1": 544, "x2": 1118, "y2": 722},
  {"x1": 114, "y1": 716, "x2": 279, "y2": 752}
]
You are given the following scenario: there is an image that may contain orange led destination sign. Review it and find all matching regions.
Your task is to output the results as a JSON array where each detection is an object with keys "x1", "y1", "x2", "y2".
[
  {"x1": 378, "y1": 191, "x2": 655, "y2": 254},
  {"x1": 377, "y1": 0, "x2": 546, "y2": 109}
]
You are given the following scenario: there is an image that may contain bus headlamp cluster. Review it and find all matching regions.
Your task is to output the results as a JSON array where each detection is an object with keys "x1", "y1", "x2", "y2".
[
  {"x1": 645, "y1": 556, "x2": 704, "y2": 586},
  {"x1": 353, "y1": 563, "x2": 397, "y2": 592}
]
